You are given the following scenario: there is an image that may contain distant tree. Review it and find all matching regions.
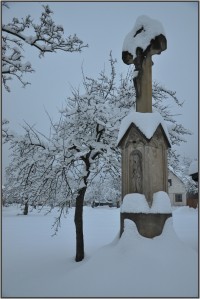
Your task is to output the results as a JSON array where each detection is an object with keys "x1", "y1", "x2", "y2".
[
  {"x1": 4, "y1": 123, "x2": 74, "y2": 216},
  {"x1": 4, "y1": 127, "x2": 45, "y2": 214},
  {"x1": 2, "y1": 3, "x2": 88, "y2": 91},
  {"x1": 86, "y1": 173, "x2": 121, "y2": 206}
]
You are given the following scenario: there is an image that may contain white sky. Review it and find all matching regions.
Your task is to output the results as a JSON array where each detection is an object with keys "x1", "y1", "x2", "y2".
[{"x1": 2, "y1": 1, "x2": 199, "y2": 182}]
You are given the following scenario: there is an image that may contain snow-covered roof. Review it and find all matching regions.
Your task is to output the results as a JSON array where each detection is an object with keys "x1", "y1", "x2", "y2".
[
  {"x1": 189, "y1": 160, "x2": 198, "y2": 175},
  {"x1": 168, "y1": 165, "x2": 185, "y2": 184},
  {"x1": 122, "y1": 15, "x2": 165, "y2": 58},
  {"x1": 117, "y1": 110, "x2": 171, "y2": 146}
]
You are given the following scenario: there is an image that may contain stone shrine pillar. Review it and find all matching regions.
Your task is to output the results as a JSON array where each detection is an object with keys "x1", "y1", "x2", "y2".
[
  {"x1": 119, "y1": 16, "x2": 172, "y2": 238},
  {"x1": 118, "y1": 120, "x2": 170, "y2": 207}
]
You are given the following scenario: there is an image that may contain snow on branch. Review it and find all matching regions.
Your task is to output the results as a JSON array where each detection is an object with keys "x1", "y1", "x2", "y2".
[
  {"x1": 2, "y1": 4, "x2": 88, "y2": 91},
  {"x1": 2, "y1": 118, "x2": 15, "y2": 143},
  {"x1": 153, "y1": 82, "x2": 184, "y2": 107},
  {"x1": 168, "y1": 123, "x2": 192, "y2": 146}
]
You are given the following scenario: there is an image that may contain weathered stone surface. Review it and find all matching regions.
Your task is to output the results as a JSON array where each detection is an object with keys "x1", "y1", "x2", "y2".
[
  {"x1": 120, "y1": 212, "x2": 172, "y2": 238},
  {"x1": 122, "y1": 34, "x2": 167, "y2": 113},
  {"x1": 122, "y1": 34, "x2": 167, "y2": 66},
  {"x1": 134, "y1": 53, "x2": 152, "y2": 113},
  {"x1": 120, "y1": 124, "x2": 169, "y2": 206}
]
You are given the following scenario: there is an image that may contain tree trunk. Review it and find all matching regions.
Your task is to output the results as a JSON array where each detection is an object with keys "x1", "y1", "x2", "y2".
[
  {"x1": 74, "y1": 187, "x2": 86, "y2": 262},
  {"x1": 23, "y1": 201, "x2": 28, "y2": 215}
]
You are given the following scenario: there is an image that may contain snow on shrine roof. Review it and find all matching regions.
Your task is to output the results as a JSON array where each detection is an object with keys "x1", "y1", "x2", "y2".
[
  {"x1": 117, "y1": 110, "x2": 171, "y2": 146},
  {"x1": 122, "y1": 15, "x2": 165, "y2": 58}
]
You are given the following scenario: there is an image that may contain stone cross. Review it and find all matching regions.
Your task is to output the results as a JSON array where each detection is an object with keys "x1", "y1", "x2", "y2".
[
  {"x1": 122, "y1": 34, "x2": 167, "y2": 113},
  {"x1": 119, "y1": 18, "x2": 171, "y2": 239}
]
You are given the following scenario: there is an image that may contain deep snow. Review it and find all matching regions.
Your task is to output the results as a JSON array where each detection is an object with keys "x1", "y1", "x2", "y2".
[{"x1": 2, "y1": 205, "x2": 198, "y2": 297}]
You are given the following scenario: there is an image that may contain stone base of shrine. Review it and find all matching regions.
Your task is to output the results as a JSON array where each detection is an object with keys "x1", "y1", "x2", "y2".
[{"x1": 120, "y1": 212, "x2": 172, "y2": 238}]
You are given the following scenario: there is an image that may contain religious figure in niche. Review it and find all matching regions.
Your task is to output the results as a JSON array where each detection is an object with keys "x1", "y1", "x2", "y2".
[{"x1": 130, "y1": 150, "x2": 142, "y2": 193}]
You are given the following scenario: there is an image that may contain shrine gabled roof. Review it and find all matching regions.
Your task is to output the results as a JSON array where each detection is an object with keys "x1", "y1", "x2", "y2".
[{"x1": 117, "y1": 111, "x2": 171, "y2": 147}]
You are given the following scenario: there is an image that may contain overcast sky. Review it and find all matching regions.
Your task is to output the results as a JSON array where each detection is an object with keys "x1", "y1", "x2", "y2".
[{"x1": 2, "y1": 1, "x2": 198, "y2": 182}]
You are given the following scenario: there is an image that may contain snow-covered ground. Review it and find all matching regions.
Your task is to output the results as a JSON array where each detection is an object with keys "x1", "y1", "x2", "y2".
[{"x1": 2, "y1": 205, "x2": 198, "y2": 297}]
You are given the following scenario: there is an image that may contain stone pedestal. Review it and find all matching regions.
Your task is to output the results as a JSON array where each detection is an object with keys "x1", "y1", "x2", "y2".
[{"x1": 120, "y1": 212, "x2": 172, "y2": 238}]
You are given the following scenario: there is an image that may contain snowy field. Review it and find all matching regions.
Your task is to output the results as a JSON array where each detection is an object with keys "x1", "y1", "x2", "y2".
[{"x1": 2, "y1": 205, "x2": 198, "y2": 297}]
